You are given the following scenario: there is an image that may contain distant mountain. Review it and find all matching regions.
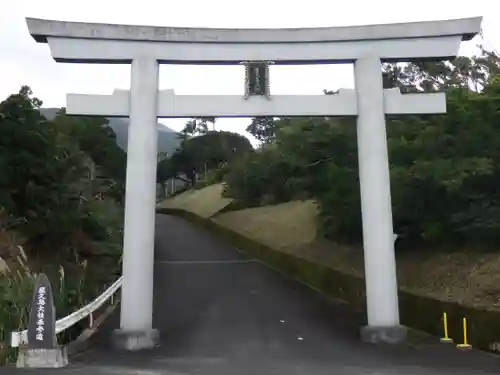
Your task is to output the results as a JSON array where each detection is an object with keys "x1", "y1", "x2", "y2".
[
  {"x1": 40, "y1": 108, "x2": 182, "y2": 155},
  {"x1": 107, "y1": 117, "x2": 181, "y2": 154},
  {"x1": 39, "y1": 108, "x2": 60, "y2": 121}
]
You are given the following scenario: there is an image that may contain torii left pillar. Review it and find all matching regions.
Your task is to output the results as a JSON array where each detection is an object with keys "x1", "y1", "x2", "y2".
[{"x1": 112, "y1": 57, "x2": 160, "y2": 350}]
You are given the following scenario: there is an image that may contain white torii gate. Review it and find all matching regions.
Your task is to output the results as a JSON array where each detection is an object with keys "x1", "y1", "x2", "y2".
[{"x1": 26, "y1": 16, "x2": 481, "y2": 350}]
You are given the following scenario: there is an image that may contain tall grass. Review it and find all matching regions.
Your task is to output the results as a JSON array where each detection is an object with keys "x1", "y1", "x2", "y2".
[
  {"x1": 0, "y1": 200, "x2": 123, "y2": 365},
  {"x1": 0, "y1": 253, "x2": 113, "y2": 364},
  {"x1": 0, "y1": 268, "x2": 34, "y2": 363}
]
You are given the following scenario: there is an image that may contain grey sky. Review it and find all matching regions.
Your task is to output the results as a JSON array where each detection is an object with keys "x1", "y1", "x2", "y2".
[{"x1": 0, "y1": 0, "x2": 495, "y2": 140}]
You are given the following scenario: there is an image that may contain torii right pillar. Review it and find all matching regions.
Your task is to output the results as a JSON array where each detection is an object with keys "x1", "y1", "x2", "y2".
[{"x1": 354, "y1": 55, "x2": 405, "y2": 343}]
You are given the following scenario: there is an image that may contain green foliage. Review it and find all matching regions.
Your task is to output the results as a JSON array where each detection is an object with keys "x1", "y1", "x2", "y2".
[
  {"x1": 228, "y1": 48, "x2": 500, "y2": 248},
  {"x1": 245, "y1": 117, "x2": 280, "y2": 144},
  {"x1": 223, "y1": 143, "x2": 301, "y2": 206},
  {"x1": 0, "y1": 88, "x2": 85, "y2": 248},
  {"x1": 0, "y1": 271, "x2": 34, "y2": 363},
  {"x1": 52, "y1": 109, "x2": 127, "y2": 201},
  {"x1": 0, "y1": 86, "x2": 125, "y2": 363},
  {"x1": 193, "y1": 170, "x2": 223, "y2": 190},
  {"x1": 180, "y1": 117, "x2": 217, "y2": 138},
  {"x1": 157, "y1": 130, "x2": 254, "y2": 187},
  {"x1": 0, "y1": 86, "x2": 125, "y2": 254}
]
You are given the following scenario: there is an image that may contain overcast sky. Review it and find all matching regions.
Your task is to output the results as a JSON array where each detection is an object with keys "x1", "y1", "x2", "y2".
[{"x1": 0, "y1": 0, "x2": 496, "y2": 139}]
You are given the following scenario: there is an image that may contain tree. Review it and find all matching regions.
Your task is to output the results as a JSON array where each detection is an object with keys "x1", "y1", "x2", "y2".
[
  {"x1": 51, "y1": 109, "x2": 127, "y2": 201},
  {"x1": 157, "y1": 131, "x2": 253, "y2": 187},
  {"x1": 245, "y1": 117, "x2": 280, "y2": 145},
  {"x1": 0, "y1": 87, "x2": 90, "y2": 247},
  {"x1": 180, "y1": 117, "x2": 217, "y2": 139},
  {"x1": 224, "y1": 47, "x2": 500, "y2": 248},
  {"x1": 0, "y1": 86, "x2": 127, "y2": 257}
]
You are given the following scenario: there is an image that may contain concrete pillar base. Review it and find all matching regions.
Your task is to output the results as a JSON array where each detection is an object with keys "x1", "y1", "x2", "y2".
[
  {"x1": 111, "y1": 328, "x2": 160, "y2": 351},
  {"x1": 16, "y1": 346, "x2": 68, "y2": 368},
  {"x1": 361, "y1": 324, "x2": 407, "y2": 344}
]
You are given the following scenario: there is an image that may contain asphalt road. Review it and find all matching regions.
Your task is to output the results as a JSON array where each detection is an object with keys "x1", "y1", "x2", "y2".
[{"x1": 8, "y1": 214, "x2": 500, "y2": 374}]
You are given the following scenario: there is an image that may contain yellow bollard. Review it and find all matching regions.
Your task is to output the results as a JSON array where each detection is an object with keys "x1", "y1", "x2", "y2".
[
  {"x1": 440, "y1": 312, "x2": 453, "y2": 344},
  {"x1": 456, "y1": 317, "x2": 472, "y2": 350}
]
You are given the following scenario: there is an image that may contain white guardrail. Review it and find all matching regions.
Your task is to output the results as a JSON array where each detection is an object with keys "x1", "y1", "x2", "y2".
[{"x1": 10, "y1": 276, "x2": 123, "y2": 348}]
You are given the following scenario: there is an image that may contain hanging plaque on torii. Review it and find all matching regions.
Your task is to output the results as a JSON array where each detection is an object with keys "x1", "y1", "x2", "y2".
[{"x1": 243, "y1": 61, "x2": 272, "y2": 99}]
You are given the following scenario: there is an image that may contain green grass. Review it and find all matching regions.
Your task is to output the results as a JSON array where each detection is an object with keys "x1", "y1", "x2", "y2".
[
  {"x1": 213, "y1": 200, "x2": 319, "y2": 251},
  {"x1": 157, "y1": 184, "x2": 233, "y2": 218}
]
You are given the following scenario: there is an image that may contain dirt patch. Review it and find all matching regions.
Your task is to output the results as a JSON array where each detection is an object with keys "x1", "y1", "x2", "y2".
[
  {"x1": 286, "y1": 240, "x2": 500, "y2": 311},
  {"x1": 282, "y1": 242, "x2": 500, "y2": 312}
]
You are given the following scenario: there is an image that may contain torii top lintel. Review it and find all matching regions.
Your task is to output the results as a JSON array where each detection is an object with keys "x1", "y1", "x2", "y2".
[{"x1": 26, "y1": 17, "x2": 482, "y2": 64}]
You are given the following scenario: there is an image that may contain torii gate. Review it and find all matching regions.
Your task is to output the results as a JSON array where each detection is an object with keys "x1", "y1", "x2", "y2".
[{"x1": 26, "y1": 16, "x2": 481, "y2": 350}]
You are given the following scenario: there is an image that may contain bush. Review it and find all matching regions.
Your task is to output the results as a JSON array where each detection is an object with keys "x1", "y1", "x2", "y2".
[
  {"x1": 193, "y1": 169, "x2": 223, "y2": 190},
  {"x1": 223, "y1": 145, "x2": 299, "y2": 206}
]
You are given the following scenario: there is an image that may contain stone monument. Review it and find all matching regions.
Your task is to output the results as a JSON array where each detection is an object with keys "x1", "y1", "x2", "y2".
[{"x1": 16, "y1": 273, "x2": 68, "y2": 368}]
